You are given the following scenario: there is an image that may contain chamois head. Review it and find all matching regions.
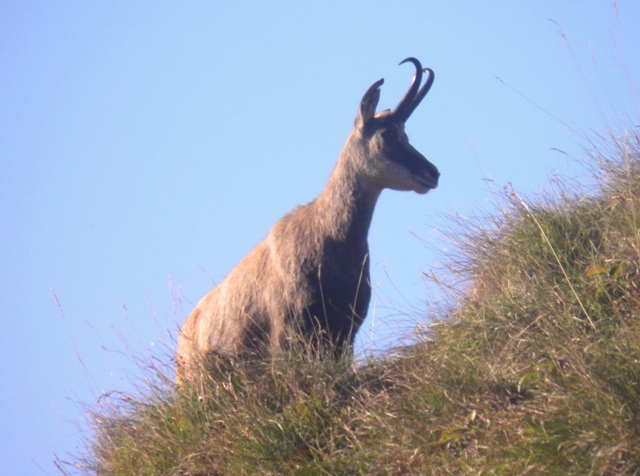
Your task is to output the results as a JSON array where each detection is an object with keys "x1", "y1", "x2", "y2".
[{"x1": 353, "y1": 57, "x2": 439, "y2": 195}]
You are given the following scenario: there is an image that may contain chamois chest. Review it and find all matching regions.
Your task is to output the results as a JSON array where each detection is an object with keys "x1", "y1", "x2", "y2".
[{"x1": 270, "y1": 199, "x2": 373, "y2": 338}]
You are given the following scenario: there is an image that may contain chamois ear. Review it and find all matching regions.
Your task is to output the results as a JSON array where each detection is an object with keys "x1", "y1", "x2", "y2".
[{"x1": 355, "y1": 78, "x2": 384, "y2": 128}]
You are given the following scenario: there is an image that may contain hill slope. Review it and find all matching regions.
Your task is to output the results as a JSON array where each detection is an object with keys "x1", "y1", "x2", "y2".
[{"x1": 68, "y1": 133, "x2": 640, "y2": 475}]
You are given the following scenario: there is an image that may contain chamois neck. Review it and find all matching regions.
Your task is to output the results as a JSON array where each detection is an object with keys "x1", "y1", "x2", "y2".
[{"x1": 315, "y1": 136, "x2": 381, "y2": 242}]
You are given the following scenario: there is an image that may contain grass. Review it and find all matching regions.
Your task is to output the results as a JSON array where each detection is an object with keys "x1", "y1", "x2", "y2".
[{"x1": 63, "y1": 130, "x2": 640, "y2": 474}]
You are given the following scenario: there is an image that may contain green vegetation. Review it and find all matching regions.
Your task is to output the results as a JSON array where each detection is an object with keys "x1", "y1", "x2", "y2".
[{"x1": 68, "y1": 132, "x2": 640, "y2": 474}]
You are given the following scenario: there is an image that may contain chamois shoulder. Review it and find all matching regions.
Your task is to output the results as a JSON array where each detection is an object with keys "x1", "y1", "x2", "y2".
[{"x1": 267, "y1": 201, "x2": 324, "y2": 262}]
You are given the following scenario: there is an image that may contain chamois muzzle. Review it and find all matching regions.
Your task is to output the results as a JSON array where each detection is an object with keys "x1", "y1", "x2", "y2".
[{"x1": 401, "y1": 141, "x2": 439, "y2": 194}]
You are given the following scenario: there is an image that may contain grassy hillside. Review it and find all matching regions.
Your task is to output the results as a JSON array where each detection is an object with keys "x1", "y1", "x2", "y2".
[{"x1": 67, "y1": 132, "x2": 640, "y2": 475}]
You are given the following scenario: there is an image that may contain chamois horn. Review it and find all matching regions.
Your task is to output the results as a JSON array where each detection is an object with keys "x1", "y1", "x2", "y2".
[{"x1": 394, "y1": 57, "x2": 435, "y2": 122}]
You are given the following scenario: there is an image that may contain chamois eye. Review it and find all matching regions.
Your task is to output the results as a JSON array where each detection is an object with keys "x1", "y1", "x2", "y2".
[{"x1": 381, "y1": 128, "x2": 397, "y2": 142}]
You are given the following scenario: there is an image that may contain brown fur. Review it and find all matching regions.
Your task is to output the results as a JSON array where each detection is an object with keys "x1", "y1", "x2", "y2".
[{"x1": 177, "y1": 59, "x2": 439, "y2": 381}]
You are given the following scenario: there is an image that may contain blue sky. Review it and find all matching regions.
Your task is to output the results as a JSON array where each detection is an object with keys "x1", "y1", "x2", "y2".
[{"x1": 1, "y1": 2, "x2": 638, "y2": 474}]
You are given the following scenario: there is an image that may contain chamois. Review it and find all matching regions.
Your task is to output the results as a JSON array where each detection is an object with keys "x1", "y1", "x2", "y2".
[{"x1": 177, "y1": 58, "x2": 439, "y2": 380}]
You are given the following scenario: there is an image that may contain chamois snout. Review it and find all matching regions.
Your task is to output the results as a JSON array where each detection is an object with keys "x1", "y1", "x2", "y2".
[
  {"x1": 370, "y1": 135, "x2": 439, "y2": 194},
  {"x1": 366, "y1": 129, "x2": 438, "y2": 195},
  {"x1": 410, "y1": 147, "x2": 439, "y2": 194}
]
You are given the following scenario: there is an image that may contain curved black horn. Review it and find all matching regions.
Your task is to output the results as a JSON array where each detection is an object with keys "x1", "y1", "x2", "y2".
[
  {"x1": 402, "y1": 68, "x2": 434, "y2": 121},
  {"x1": 393, "y1": 57, "x2": 423, "y2": 121}
]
